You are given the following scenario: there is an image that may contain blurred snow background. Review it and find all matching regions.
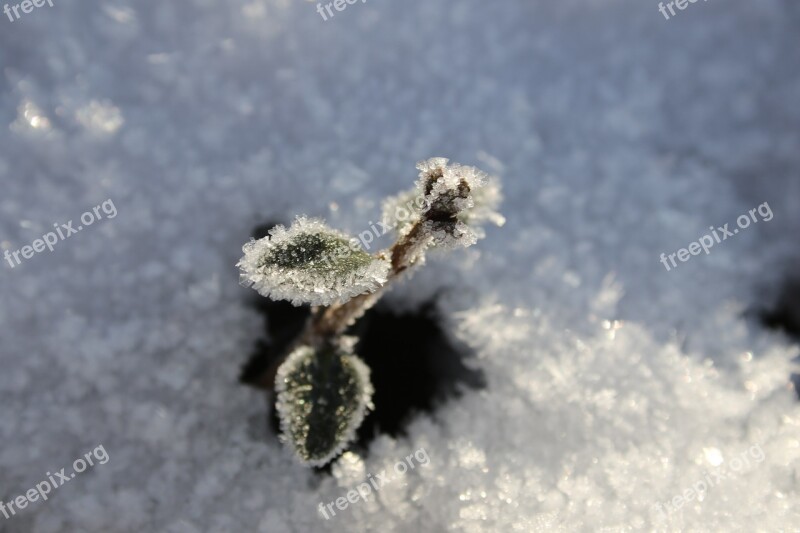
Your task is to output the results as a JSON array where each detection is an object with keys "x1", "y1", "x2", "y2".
[{"x1": 1, "y1": 0, "x2": 799, "y2": 531}]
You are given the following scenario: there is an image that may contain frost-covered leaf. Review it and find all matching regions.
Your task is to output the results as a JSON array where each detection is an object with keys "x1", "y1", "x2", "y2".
[
  {"x1": 413, "y1": 158, "x2": 505, "y2": 249},
  {"x1": 275, "y1": 339, "x2": 373, "y2": 466},
  {"x1": 237, "y1": 216, "x2": 390, "y2": 306},
  {"x1": 381, "y1": 158, "x2": 504, "y2": 248}
]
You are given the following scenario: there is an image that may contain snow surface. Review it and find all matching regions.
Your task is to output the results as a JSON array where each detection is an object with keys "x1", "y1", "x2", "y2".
[{"x1": 1, "y1": 0, "x2": 799, "y2": 531}]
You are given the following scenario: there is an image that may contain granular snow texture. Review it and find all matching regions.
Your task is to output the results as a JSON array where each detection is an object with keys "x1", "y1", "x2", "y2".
[{"x1": 1, "y1": 0, "x2": 799, "y2": 531}]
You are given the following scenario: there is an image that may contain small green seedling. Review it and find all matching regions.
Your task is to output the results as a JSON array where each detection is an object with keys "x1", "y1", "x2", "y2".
[{"x1": 238, "y1": 158, "x2": 503, "y2": 466}]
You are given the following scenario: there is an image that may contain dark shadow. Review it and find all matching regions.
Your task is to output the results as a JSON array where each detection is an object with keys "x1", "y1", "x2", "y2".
[
  {"x1": 349, "y1": 299, "x2": 486, "y2": 441},
  {"x1": 241, "y1": 298, "x2": 485, "y2": 469},
  {"x1": 757, "y1": 276, "x2": 800, "y2": 400},
  {"x1": 238, "y1": 297, "x2": 310, "y2": 390}
]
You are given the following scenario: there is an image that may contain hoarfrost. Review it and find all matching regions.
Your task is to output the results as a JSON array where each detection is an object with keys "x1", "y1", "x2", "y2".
[
  {"x1": 275, "y1": 339, "x2": 374, "y2": 466},
  {"x1": 381, "y1": 159, "x2": 505, "y2": 251},
  {"x1": 237, "y1": 216, "x2": 390, "y2": 306}
]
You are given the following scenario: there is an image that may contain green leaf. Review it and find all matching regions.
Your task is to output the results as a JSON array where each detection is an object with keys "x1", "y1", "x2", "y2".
[
  {"x1": 275, "y1": 340, "x2": 373, "y2": 466},
  {"x1": 260, "y1": 231, "x2": 371, "y2": 273},
  {"x1": 237, "y1": 216, "x2": 389, "y2": 306}
]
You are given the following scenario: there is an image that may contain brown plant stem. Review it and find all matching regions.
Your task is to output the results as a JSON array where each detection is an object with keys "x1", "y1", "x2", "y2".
[{"x1": 309, "y1": 220, "x2": 430, "y2": 340}]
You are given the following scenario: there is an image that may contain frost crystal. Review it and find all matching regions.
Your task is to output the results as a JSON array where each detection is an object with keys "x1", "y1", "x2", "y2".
[
  {"x1": 385, "y1": 158, "x2": 505, "y2": 249},
  {"x1": 381, "y1": 159, "x2": 504, "y2": 253},
  {"x1": 275, "y1": 339, "x2": 373, "y2": 466},
  {"x1": 457, "y1": 175, "x2": 506, "y2": 239},
  {"x1": 237, "y1": 216, "x2": 390, "y2": 306},
  {"x1": 381, "y1": 188, "x2": 424, "y2": 238}
]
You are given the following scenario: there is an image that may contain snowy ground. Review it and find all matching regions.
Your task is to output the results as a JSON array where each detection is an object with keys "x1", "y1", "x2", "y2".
[{"x1": 1, "y1": 0, "x2": 799, "y2": 531}]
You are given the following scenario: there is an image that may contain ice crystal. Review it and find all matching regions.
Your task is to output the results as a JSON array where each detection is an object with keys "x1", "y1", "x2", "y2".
[
  {"x1": 381, "y1": 158, "x2": 505, "y2": 250},
  {"x1": 457, "y1": 175, "x2": 506, "y2": 239},
  {"x1": 237, "y1": 216, "x2": 390, "y2": 306},
  {"x1": 380, "y1": 188, "x2": 424, "y2": 238},
  {"x1": 275, "y1": 339, "x2": 374, "y2": 466}
]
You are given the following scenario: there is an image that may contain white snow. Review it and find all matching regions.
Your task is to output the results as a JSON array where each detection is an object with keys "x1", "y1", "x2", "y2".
[{"x1": 1, "y1": 0, "x2": 799, "y2": 531}]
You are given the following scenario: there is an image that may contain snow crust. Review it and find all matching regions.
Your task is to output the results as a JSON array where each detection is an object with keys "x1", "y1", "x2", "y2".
[{"x1": 0, "y1": 0, "x2": 799, "y2": 531}]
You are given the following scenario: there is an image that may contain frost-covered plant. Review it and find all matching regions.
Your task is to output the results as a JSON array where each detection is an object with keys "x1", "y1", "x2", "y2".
[{"x1": 238, "y1": 158, "x2": 504, "y2": 466}]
